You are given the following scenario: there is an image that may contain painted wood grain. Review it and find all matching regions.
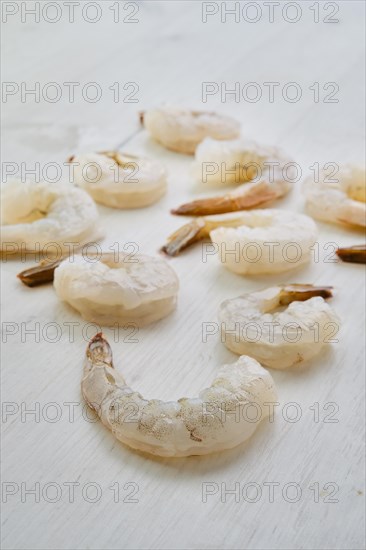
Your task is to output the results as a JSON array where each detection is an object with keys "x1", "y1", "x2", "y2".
[{"x1": 1, "y1": 2, "x2": 365, "y2": 549}]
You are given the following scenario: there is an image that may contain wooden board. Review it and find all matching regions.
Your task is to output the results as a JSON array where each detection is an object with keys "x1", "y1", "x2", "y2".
[{"x1": 1, "y1": 2, "x2": 365, "y2": 549}]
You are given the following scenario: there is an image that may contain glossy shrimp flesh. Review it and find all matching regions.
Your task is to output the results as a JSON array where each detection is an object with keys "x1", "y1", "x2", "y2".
[
  {"x1": 82, "y1": 333, "x2": 277, "y2": 457},
  {"x1": 193, "y1": 137, "x2": 293, "y2": 186},
  {"x1": 219, "y1": 285, "x2": 339, "y2": 369},
  {"x1": 210, "y1": 209, "x2": 318, "y2": 274},
  {"x1": 0, "y1": 179, "x2": 100, "y2": 253},
  {"x1": 163, "y1": 209, "x2": 318, "y2": 275},
  {"x1": 303, "y1": 165, "x2": 366, "y2": 227},
  {"x1": 70, "y1": 151, "x2": 167, "y2": 208},
  {"x1": 141, "y1": 107, "x2": 240, "y2": 154},
  {"x1": 54, "y1": 253, "x2": 179, "y2": 327}
]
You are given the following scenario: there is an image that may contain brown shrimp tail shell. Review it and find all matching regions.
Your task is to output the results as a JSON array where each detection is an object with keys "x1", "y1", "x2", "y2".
[
  {"x1": 280, "y1": 284, "x2": 333, "y2": 305},
  {"x1": 336, "y1": 245, "x2": 366, "y2": 264},
  {"x1": 161, "y1": 220, "x2": 207, "y2": 256},
  {"x1": 171, "y1": 188, "x2": 278, "y2": 216}
]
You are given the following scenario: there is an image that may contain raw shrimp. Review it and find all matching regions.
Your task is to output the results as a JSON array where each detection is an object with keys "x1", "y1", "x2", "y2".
[
  {"x1": 193, "y1": 137, "x2": 293, "y2": 186},
  {"x1": 70, "y1": 151, "x2": 167, "y2": 208},
  {"x1": 303, "y1": 165, "x2": 366, "y2": 227},
  {"x1": 141, "y1": 107, "x2": 240, "y2": 155},
  {"x1": 82, "y1": 333, "x2": 277, "y2": 457},
  {"x1": 210, "y1": 210, "x2": 318, "y2": 274},
  {"x1": 172, "y1": 169, "x2": 292, "y2": 216},
  {"x1": 0, "y1": 179, "x2": 100, "y2": 253},
  {"x1": 162, "y1": 212, "x2": 252, "y2": 256},
  {"x1": 163, "y1": 210, "x2": 318, "y2": 276},
  {"x1": 54, "y1": 253, "x2": 179, "y2": 327},
  {"x1": 219, "y1": 285, "x2": 339, "y2": 369},
  {"x1": 17, "y1": 251, "x2": 107, "y2": 287}
]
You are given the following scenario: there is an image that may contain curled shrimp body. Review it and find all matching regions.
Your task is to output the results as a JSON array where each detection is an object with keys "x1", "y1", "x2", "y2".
[
  {"x1": 163, "y1": 210, "x2": 318, "y2": 275},
  {"x1": 172, "y1": 169, "x2": 292, "y2": 216},
  {"x1": 54, "y1": 253, "x2": 179, "y2": 327},
  {"x1": 70, "y1": 151, "x2": 167, "y2": 209},
  {"x1": 219, "y1": 285, "x2": 339, "y2": 369},
  {"x1": 162, "y1": 208, "x2": 318, "y2": 266},
  {"x1": 210, "y1": 210, "x2": 318, "y2": 274},
  {"x1": 141, "y1": 107, "x2": 240, "y2": 155},
  {"x1": 82, "y1": 333, "x2": 277, "y2": 457},
  {"x1": 193, "y1": 137, "x2": 293, "y2": 186},
  {"x1": 162, "y1": 212, "x2": 251, "y2": 256},
  {"x1": 303, "y1": 165, "x2": 366, "y2": 227},
  {"x1": 0, "y1": 179, "x2": 100, "y2": 253}
]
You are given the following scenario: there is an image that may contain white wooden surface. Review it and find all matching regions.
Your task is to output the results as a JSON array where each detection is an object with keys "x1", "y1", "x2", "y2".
[{"x1": 1, "y1": 2, "x2": 365, "y2": 549}]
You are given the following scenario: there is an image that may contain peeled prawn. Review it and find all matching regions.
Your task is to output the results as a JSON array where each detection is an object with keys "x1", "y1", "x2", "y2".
[
  {"x1": 82, "y1": 333, "x2": 277, "y2": 457},
  {"x1": 163, "y1": 209, "x2": 318, "y2": 276},
  {"x1": 303, "y1": 165, "x2": 366, "y2": 227},
  {"x1": 17, "y1": 251, "x2": 109, "y2": 287},
  {"x1": 54, "y1": 253, "x2": 179, "y2": 327},
  {"x1": 0, "y1": 179, "x2": 100, "y2": 253},
  {"x1": 210, "y1": 210, "x2": 318, "y2": 274},
  {"x1": 172, "y1": 170, "x2": 292, "y2": 216},
  {"x1": 162, "y1": 212, "x2": 251, "y2": 256},
  {"x1": 141, "y1": 107, "x2": 240, "y2": 155},
  {"x1": 219, "y1": 285, "x2": 339, "y2": 369},
  {"x1": 70, "y1": 151, "x2": 167, "y2": 208},
  {"x1": 193, "y1": 137, "x2": 293, "y2": 186}
]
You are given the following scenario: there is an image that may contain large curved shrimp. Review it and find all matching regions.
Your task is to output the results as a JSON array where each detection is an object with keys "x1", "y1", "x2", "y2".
[
  {"x1": 193, "y1": 137, "x2": 293, "y2": 186},
  {"x1": 219, "y1": 285, "x2": 340, "y2": 369},
  {"x1": 54, "y1": 253, "x2": 179, "y2": 327},
  {"x1": 303, "y1": 165, "x2": 366, "y2": 227},
  {"x1": 171, "y1": 169, "x2": 292, "y2": 216},
  {"x1": 70, "y1": 151, "x2": 167, "y2": 208},
  {"x1": 162, "y1": 210, "x2": 318, "y2": 275},
  {"x1": 0, "y1": 179, "x2": 100, "y2": 253},
  {"x1": 82, "y1": 333, "x2": 277, "y2": 457},
  {"x1": 141, "y1": 107, "x2": 240, "y2": 154}
]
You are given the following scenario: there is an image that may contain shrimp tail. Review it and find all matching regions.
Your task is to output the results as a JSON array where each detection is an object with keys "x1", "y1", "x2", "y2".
[
  {"x1": 280, "y1": 284, "x2": 333, "y2": 305},
  {"x1": 86, "y1": 333, "x2": 114, "y2": 368},
  {"x1": 171, "y1": 183, "x2": 278, "y2": 216},
  {"x1": 171, "y1": 195, "x2": 237, "y2": 216},
  {"x1": 17, "y1": 258, "x2": 64, "y2": 287},
  {"x1": 161, "y1": 219, "x2": 208, "y2": 256},
  {"x1": 17, "y1": 251, "x2": 118, "y2": 287},
  {"x1": 336, "y1": 245, "x2": 366, "y2": 264}
]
